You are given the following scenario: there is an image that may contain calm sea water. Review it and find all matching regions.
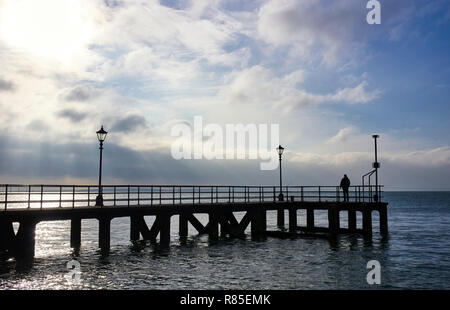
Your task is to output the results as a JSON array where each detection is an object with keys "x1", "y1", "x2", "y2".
[{"x1": 0, "y1": 192, "x2": 449, "y2": 290}]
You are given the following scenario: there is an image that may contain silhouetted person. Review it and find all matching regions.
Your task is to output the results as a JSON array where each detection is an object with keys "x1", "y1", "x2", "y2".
[{"x1": 340, "y1": 174, "x2": 350, "y2": 202}]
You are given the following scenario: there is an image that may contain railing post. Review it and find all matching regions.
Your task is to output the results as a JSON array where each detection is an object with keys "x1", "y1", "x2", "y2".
[
  {"x1": 40, "y1": 185, "x2": 43, "y2": 210},
  {"x1": 5, "y1": 185, "x2": 8, "y2": 210},
  {"x1": 114, "y1": 186, "x2": 116, "y2": 206},
  {"x1": 72, "y1": 186, "x2": 75, "y2": 209},
  {"x1": 286, "y1": 186, "x2": 289, "y2": 201},
  {"x1": 28, "y1": 185, "x2": 31, "y2": 209},
  {"x1": 318, "y1": 186, "x2": 321, "y2": 202},
  {"x1": 138, "y1": 186, "x2": 140, "y2": 205},
  {"x1": 88, "y1": 186, "x2": 90, "y2": 206},
  {"x1": 192, "y1": 186, "x2": 195, "y2": 204},
  {"x1": 151, "y1": 186, "x2": 153, "y2": 206},
  {"x1": 301, "y1": 186, "x2": 304, "y2": 202},
  {"x1": 211, "y1": 186, "x2": 213, "y2": 204},
  {"x1": 59, "y1": 186, "x2": 62, "y2": 207},
  {"x1": 159, "y1": 186, "x2": 162, "y2": 205}
]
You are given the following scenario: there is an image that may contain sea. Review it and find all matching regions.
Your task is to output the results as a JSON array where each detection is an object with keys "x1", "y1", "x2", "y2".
[{"x1": 0, "y1": 191, "x2": 449, "y2": 290}]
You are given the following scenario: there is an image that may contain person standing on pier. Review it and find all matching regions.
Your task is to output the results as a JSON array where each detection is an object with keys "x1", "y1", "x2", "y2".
[{"x1": 340, "y1": 174, "x2": 351, "y2": 202}]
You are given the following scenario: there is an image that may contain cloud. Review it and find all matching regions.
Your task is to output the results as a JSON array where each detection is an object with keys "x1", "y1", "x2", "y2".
[
  {"x1": 0, "y1": 78, "x2": 15, "y2": 91},
  {"x1": 1, "y1": 134, "x2": 449, "y2": 191},
  {"x1": 111, "y1": 114, "x2": 147, "y2": 133},
  {"x1": 256, "y1": 0, "x2": 417, "y2": 64},
  {"x1": 62, "y1": 85, "x2": 99, "y2": 102},
  {"x1": 327, "y1": 127, "x2": 358, "y2": 144},
  {"x1": 58, "y1": 109, "x2": 88, "y2": 122},
  {"x1": 217, "y1": 66, "x2": 380, "y2": 111}
]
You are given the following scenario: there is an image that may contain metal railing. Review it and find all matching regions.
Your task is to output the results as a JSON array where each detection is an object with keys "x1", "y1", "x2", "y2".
[{"x1": 0, "y1": 184, "x2": 383, "y2": 210}]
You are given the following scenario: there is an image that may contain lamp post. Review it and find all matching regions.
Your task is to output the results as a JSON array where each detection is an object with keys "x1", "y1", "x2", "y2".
[
  {"x1": 372, "y1": 134, "x2": 380, "y2": 202},
  {"x1": 276, "y1": 145, "x2": 284, "y2": 201},
  {"x1": 95, "y1": 126, "x2": 108, "y2": 206}
]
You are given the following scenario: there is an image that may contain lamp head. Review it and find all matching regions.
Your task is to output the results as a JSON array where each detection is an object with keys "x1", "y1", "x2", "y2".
[
  {"x1": 276, "y1": 145, "x2": 284, "y2": 156},
  {"x1": 96, "y1": 125, "x2": 108, "y2": 142}
]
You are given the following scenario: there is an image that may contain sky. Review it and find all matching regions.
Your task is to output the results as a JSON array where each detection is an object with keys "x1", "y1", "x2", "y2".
[{"x1": 0, "y1": 0, "x2": 449, "y2": 190}]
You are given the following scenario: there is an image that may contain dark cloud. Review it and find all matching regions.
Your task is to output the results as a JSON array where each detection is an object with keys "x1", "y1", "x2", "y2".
[
  {"x1": 0, "y1": 78, "x2": 15, "y2": 92},
  {"x1": 111, "y1": 114, "x2": 147, "y2": 133},
  {"x1": 26, "y1": 120, "x2": 49, "y2": 131},
  {"x1": 58, "y1": 109, "x2": 88, "y2": 122},
  {"x1": 1, "y1": 134, "x2": 450, "y2": 191},
  {"x1": 63, "y1": 85, "x2": 98, "y2": 102}
]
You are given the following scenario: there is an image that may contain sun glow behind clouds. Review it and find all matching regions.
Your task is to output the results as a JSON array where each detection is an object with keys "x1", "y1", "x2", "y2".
[{"x1": 0, "y1": 0, "x2": 93, "y2": 63}]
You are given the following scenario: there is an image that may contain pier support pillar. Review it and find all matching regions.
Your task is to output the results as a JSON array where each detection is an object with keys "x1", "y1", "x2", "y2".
[
  {"x1": 179, "y1": 213, "x2": 188, "y2": 238},
  {"x1": 362, "y1": 209, "x2": 373, "y2": 237},
  {"x1": 251, "y1": 208, "x2": 265, "y2": 240},
  {"x1": 208, "y1": 212, "x2": 219, "y2": 241},
  {"x1": 277, "y1": 209, "x2": 285, "y2": 227},
  {"x1": 220, "y1": 216, "x2": 228, "y2": 238},
  {"x1": 288, "y1": 207, "x2": 297, "y2": 232},
  {"x1": 0, "y1": 219, "x2": 15, "y2": 258},
  {"x1": 130, "y1": 216, "x2": 140, "y2": 241},
  {"x1": 307, "y1": 208, "x2": 314, "y2": 230},
  {"x1": 15, "y1": 219, "x2": 36, "y2": 260},
  {"x1": 328, "y1": 207, "x2": 339, "y2": 235},
  {"x1": 70, "y1": 217, "x2": 81, "y2": 248},
  {"x1": 348, "y1": 210, "x2": 357, "y2": 232},
  {"x1": 99, "y1": 217, "x2": 111, "y2": 251},
  {"x1": 159, "y1": 213, "x2": 171, "y2": 247},
  {"x1": 379, "y1": 205, "x2": 388, "y2": 236},
  {"x1": 261, "y1": 209, "x2": 267, "y2": 234}
]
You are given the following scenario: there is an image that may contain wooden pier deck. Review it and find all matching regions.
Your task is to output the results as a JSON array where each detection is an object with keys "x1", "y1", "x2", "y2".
[{"x1": 0, "y1": 184, "x2": 387, "y2": 260}]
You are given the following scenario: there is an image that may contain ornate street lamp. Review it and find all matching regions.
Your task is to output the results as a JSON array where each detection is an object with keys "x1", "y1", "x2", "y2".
[
  {"x1": 276, "y1": 145, "x2": 285, "y2": 201},
  {"x1": 95, "y1": 126, "x2": 107, "y2": 206}
]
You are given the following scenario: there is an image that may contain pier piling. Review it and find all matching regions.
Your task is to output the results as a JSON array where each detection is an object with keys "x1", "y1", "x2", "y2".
[
  {"x1": 70, "y1": 217, "x2": 81, "y2": 248},
  {"x1": 362, "y1": 209, "x2": 373, "y2": 237},
  {"x1": 99, "y1": 217, "x2": 111, "y2": 251},
  {"x1": 307, "y1": 208, "x2": 314, "y2": 230},
  {"x1": 15, "y1": 219, "x2": 36, "y2": 259},
  {"x1": 179, "y1": 213, "x2": 188, "y2": 238},
  {"x1": 289, "y1": 207, "x2": 297, "y2": 232},
  {"x1": 277, "y1": 209, "x2": 285, "y2": 227},
  {"x1": 348, "y1": 210, "x2": 357, "y2": 232},
  {"x1": 379, "y1": 205, "x2": 388, "y2": 236},
  {"x1": 130, "y1": 216, "x2": 140, "y2": 241},
  {"x1": 159, "y1": 213, "x2": 171, "y2": 247},
  {"x1": 208, "y1": 212, "x2": 219, "y2": 241}
]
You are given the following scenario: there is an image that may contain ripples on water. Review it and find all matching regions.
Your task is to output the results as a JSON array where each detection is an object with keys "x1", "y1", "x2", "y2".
[{"x1": 1, "y1": 192, "x2": 449, "y2": 289}]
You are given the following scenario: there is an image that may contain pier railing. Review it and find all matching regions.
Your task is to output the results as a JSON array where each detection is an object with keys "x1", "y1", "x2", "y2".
[{"x1": 0, "y1": 184, "x2": 383, "y2": 210}]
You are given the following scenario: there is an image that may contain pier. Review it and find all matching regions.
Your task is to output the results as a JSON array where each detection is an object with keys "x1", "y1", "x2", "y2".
[{"x1": 0, "y1": 184, "x2": 388, "y2": 260}]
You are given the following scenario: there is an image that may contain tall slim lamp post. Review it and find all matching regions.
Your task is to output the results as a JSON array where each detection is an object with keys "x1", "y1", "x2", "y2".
[
  {"x1": 372, "y1": 134, "x2": 380, "y2": 202},
  {"x1": 96, "y1": 126, "x2": 108, "y2": 206},
  {"x1": 276, "y1": 145, "x2": 285, "y2": 201}
]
